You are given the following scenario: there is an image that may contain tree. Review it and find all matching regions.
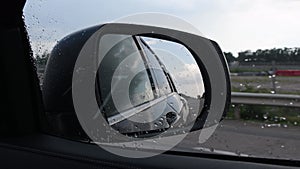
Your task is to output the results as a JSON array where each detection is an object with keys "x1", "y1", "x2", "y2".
[
  {"x1": 224, "y1": 52, "x2": 236, "y2": 63},
  {"x1": 236, "y1": 47, "x2": 300, "y2": 64},
  {"x1": 35, "y1": 51, "x2": 50, "y2": 66}
]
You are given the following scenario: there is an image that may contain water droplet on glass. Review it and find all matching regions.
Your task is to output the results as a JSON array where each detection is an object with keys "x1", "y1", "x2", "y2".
[
  {"x1": 236, "y1": 151, "x2": 241, "y2": 156},
  {"x1": 279, "y1": 117, "x2": 286, "y2": 121}
]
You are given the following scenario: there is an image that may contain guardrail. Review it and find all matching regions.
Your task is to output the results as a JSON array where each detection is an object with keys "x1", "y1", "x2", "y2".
[{"x1": 231, "y1": 92, "x2": 300, "y2": 108}]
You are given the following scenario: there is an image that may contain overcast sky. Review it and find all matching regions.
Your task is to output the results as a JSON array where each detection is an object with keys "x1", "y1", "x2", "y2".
[{"x1": 24, "y1": 0, "x2": 300, "y2": 57}]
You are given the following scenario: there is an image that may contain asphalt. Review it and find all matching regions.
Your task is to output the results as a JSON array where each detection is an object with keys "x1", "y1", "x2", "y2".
[{"x1": 174, "y1": 119, "x2": 300, "y2": 160}]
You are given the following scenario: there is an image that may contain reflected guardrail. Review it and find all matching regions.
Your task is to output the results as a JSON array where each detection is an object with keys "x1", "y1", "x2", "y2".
[{"x1": 231, "y1": 92, "x2": 300, "y2": 108}]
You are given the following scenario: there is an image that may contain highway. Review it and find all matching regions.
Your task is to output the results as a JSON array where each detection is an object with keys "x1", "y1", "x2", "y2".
[{"x1": 175, "y1": 119, "x2": 300, "y2": 160}]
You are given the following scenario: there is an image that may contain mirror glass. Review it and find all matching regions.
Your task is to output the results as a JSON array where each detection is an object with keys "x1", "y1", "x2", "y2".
[{"x1": 96, "y1": 34, "x2": 205, "y2": 136}]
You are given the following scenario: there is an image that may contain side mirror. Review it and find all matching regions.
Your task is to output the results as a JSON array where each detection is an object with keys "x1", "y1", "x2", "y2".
[
  {"x1": 96, "y1": 34, "x2": 205, "y2": 136},
  {"x1": 42, "y1": 23, "x2": 231, "y2": 141}
]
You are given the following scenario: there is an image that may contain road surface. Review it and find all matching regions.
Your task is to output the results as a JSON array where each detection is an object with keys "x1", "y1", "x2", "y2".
[{"x1": 174, "y1": 119, "x2": 300, "y2": 160}]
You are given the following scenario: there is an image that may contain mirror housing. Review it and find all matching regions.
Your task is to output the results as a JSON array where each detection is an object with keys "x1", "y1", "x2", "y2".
[{"x1": 42, "y1": 23, "x2": 231, "y2": 140}]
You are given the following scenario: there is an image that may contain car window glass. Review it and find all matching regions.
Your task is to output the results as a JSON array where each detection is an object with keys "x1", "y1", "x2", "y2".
[
  {"x1": 24, "y1": 0, "x2": 300, "y2": 161},
  {"x1": 139, "y1": 40, "x2": 172, "y2": 96},
  {"x1": 97, "y1": 35, "x2": 153, "y2": 117},
  {"x1": 129, "y1": 70, "x2": 154, "y2": 106},
  {"x1": 152, "y1": 69, "x2": 172, "y2": 96}
]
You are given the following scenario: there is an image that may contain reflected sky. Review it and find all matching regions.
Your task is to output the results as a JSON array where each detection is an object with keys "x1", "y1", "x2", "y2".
[{"x1": 142, "y1": 37, "x2": 205, "y2": 98}]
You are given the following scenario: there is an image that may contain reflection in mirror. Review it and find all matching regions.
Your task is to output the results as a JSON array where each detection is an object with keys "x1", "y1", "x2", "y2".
[{"x1": 96, "y1": 34, "x2": 205, "y2": 137}]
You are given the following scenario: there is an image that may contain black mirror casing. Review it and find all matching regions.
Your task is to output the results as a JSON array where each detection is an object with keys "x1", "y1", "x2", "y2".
[{"x1": 42, "y1": 23, "x2": 231, "y2": 140}]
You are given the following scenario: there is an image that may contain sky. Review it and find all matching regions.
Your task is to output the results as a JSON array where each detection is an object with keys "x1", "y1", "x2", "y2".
[{"x1": 24, "y1": 0, "x2": 300, "y2": 57}]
